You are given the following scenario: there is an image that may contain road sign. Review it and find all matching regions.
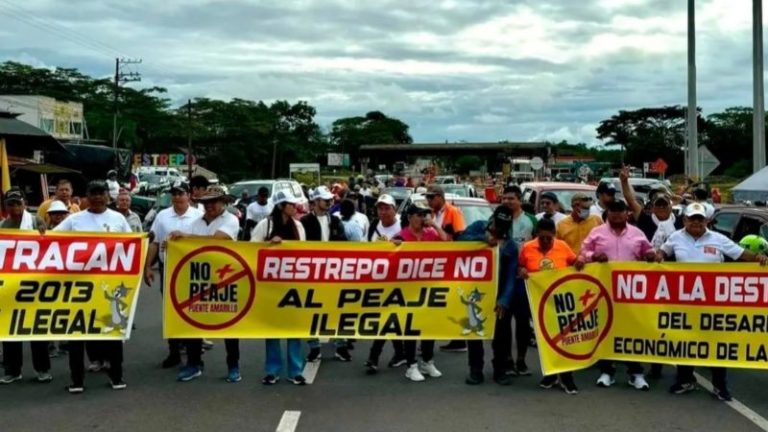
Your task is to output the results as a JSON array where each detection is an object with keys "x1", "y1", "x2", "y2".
[
  {"x1": 699, "y1": 146, "x2": 720, "y2": 179},
  {"x1": 530, "y1": 157, "x2": 544, "y2": 170}
]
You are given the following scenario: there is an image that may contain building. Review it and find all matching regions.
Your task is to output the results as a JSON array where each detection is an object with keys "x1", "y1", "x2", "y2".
[{"x1": 0, "y1": 95, "x2": 84, "y2": 141}]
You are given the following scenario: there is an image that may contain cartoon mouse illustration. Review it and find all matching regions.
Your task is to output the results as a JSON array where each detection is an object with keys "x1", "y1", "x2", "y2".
[
  {"x1": 457, "y1": 287, "x2": 487, "y2": 336},
  {"x1": 102, "y1": 282, "x2": 132, "y2": 334}
]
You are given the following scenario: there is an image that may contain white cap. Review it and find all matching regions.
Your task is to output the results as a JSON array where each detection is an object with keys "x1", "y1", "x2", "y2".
[
  {"x1": 274, "y1": 191, "x2": 301, "y2": 206},
  {"x1": 416, "y1": 186, "x2": 427, "y2": 194},
  {"x1": 684, "y1": 202, "x2": 708, "y2": 218},
  {"x1": 375, "y1": 194, "x2": 396, "y2": 207},
  {"x1": 312, "y1": 186, "x2": 334, "y2": 200},
  {"x1": 47, "y1": 200, "x2": 69, "y2": 214}
]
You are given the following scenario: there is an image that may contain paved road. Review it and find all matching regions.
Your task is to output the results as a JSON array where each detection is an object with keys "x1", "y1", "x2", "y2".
[{"x1": 1, "y1": 273, "x2": 768, "y2": 432}]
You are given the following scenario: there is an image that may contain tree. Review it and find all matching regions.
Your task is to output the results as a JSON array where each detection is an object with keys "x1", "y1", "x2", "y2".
[
  {"x1": 453, "y1": 155, "x2": 483, "y2": 175},
  {"x1": 330, "y1": 111, "x2": 412, "y2": 166},
  {"x1": 704, "y1": 107, "x2": 753, "y2": 176}
]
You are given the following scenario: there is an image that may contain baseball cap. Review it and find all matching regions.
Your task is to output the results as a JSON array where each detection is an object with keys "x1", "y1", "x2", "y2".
[
  {"x1": 312, "y1": 186, "x2": 334, "y2": 201},
  {"x1": 375, "y1": 194, "x2": 396, "y2": 207},
  {"x1": 596, "y1": 182, "x2": 617, "y2": 196},
  {"x1": 606, "y1": 200, "x2": 628, "y2": 212},
  {"x1": 86, "y1": 180, "x2": 109, "y2": 194},
  {"x1": 571, "y1": 192, "x2": 592, "y2": 203},
  {"x1": 406, "y1": 203, "x2": 431, "y2": 215},
  {"x1": 684, "y1": 202, "x2": 708, "y2": 218},
  {"x1": 170, "y1": 180, "x2": 190, "y2": 193},
  {"x1": 274, "y1": 190, "x2": 301, "y2": 206},
  {"x1": 47, "y1": 200, "x2": 69, "y2": 214},
  {"x1": 3, "y1": 188, "x2": 23, "y2": 204},
  {"x1": 540, "y1": 191, "x2": 559, "y2": 203},
  {"x1": 426, "y1": 185, "x2": 445, "y2": 197}
]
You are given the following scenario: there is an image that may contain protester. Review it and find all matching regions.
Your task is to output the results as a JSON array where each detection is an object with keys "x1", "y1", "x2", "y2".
[
  {"x1": 334, "y1": 195, "x2": 370, "y2": 237},
  {"x1": 189, "y1": 175, "x2": 211, "y2": 211},
  {"x1": 45, "y1": 200, "x2": 70, "y2": 229},
  {"x1": 106, "y1": 170, "x2": 120, "y2": 201},
  {"x1": 252, "y1": 191, "x2": 308, "y2": 385},
  {"x1": 535, "y1": 191, "x2": 566, "y2": 225},
  {"x1": 364, "y1": 194, "x2": 407, "y2": 375},
  {"x1": 168, "y1": 185, "x2": 241, "y2": 383},
  {"x1": 576, "y1": 200, "x2": 656, "y2": 391},
  {"x1": 458, "y1": 206, "x2": 516, "y2": 386},
  {"x1": 590, "y1": 182, "x2": 618, "y2": 218},
  {"x1": 244, "y1": 186, "x2": 274, "y2": 239},
  {"x1": 54, "y1": 180, "x2": 133, "y2": 393},
  {"x1": 658, "y1": 202, "x2": 768, "y2": 401},
  {"x1": 556, "y1": 193, "x2": 603, "y2": 255},
  {"x1": 144, "y1": 181, "x2": 202, "y2": 369},
  {"x1": 37, "y1": 179, "x2": 80, "y2": 225},
  {"x1": 115, "y1": 189, "x2": 143, "y2": 232},
  {"x1": 339, "y1": 199, "x2": 366, "y2": 241},
  {"x1": 690, "y1": 187, "x2": 715, "y2": 219},
  {"x1": 301, "y1": 186, "x2": 351, "y2": 362},
  {"x1": 517, "y1": 218, "x2": 580, "y2": 393},
  {"x1": 393, "y1": 203, "x2": 448, "y2": 382},
  {"x1": 620, "y1": 168, "x2": 682, "y2": 249},
  {"x1": 0, "y1": 188, "x2": 52, "y2": 385}
]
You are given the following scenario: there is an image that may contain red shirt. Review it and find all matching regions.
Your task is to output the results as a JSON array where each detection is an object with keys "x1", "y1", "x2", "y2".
[{"x1": 397, "y1": 227, "x2": 442, "y2": 242}]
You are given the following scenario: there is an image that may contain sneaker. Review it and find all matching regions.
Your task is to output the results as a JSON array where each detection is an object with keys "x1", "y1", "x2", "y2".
[
  {"x1": 560, "y1": 375, "x2": 579, "y2": 395},
  {"x1": 87, "y1": 361, "x2": 104, "y2": 372},
  {"x1": 334, "y1": 347, "x2": 352, "y2": 362},
  {"x1": 306, "y1": 348, "x2": 322, "y2": 362},
  {"x1": 504, "y1": 358, "x2": 518, "y2": 376},
  {"x1": 48, "y1": 343, "x2": 59, "y2": 358},
  {"x1": 539, "y1": 375, "x2": 559, "y2": 389},
  {"x1": 596, "y1": 373, "x2": 615, "y2": 388},
  {"x1": 262, "y1": 374, "x2": 279, "y2": 385},
  {"x1": 36, "y1": 372, "x2": 53, "y2": 383},
  {"x1": 67, "y1": 384, "x2": 84, "y2": 394},
  {"x1": 465, "y1": 371, "x2": 484, "y2": 385},
  {"x1": 713, "y1": 386, "x2": 733, "y2": 401},
  {"x1": 669, "y1": 381, "x2": 697, "y2": 395},
  {"x1": 110, "y1": 380, "x2": 127, "y2": 390},
  {"x1": 439, "y1": 340, "x2": 467, "y2": 352},
  {"x1": 515, "y1": 360, "x2": 531, "y2": 376},
  {"x1": 628, "y1": 374, "x2": 650, "y2": 391},
  {"x1": 405, "y1": 364, "x2": 425, "y2": 382},
  {"x1": 177, "y1": 366, "x2": 202, "y2": 382},
  {"x1": 161, "y1": 355, "x2": 182, "y2": 369},
  {"x1": 364, "y1": 361, "x2": 378, "y2": 375},
  {"x1": 288, "y1": 375, "x2": 307, "y2": 385},
  {"x1": 226, "y1": 367, "x2": 242, "y2": 383},
  {"x1": 493, "y1": 374, "x2": 512, "y2": 386},
  {"x1": 388, "y1": 355, "x2": 407, "y2": 368},
  {"x1": 201, "y1": 339, "x2": 214, "y2": 350},
  {"x1": 0, "y1": 374, "x2": 22, "y2": 384},
  {"x1": 418, "y1": 360, "x2": 442, "y2": 378}
]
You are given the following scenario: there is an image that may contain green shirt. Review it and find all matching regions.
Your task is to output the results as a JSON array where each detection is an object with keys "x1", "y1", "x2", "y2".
[{"x1": 0, "y1": 214, "x2": 45, "y2": 230}]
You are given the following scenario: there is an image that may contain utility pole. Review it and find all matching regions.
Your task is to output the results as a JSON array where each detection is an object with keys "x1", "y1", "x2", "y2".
[
  {"x1": 754, "y1": 0, "x2": 766, "y2": 172},
  {"x1": 686, "y1": 0, "x2": 699, "y2": 180},
  {"x1": 187, "y1": 99, "x2": 193, "y2": 179},
  {"x1": 112, "y1": 57, "x2": 142, "y2": 167}
]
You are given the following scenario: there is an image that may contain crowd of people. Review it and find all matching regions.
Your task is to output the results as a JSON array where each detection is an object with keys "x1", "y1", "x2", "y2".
[{"x1": 0, "y1": 168, "x2": 765, "y2": 402}]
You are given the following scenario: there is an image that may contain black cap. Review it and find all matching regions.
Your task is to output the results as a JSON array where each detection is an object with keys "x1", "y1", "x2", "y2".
[
  {"x1": 170, "y1": 180, "x2": 190, "y2": 193},
  {"x1": 596, "y1": 182, "x2": 617, "y2": 196},
  {"x1": 540, "y1": 191, "x2": 559, "y2": 202},
  {"x1": 3, "y1": 187, "x2": 24, "y2": 203},
  {"x1": 606, "y1": 200, "x2": 628, "y2": 212},
  {"x1": 406, "y1": 203, "x2": 431, "y2": 215},
  {"x1": 86, "y1": 180, "x2": 109, "y2": 194}
]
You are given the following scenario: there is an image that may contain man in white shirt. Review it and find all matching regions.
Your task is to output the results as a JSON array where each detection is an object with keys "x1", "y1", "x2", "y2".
[
  {"x1": 368, "y1": 194, "x2": 402, "y2": 242},
  {"x1": 106, "y1": 170, "x2": 121, "y2": 202},
  {"x1": 535, "y1": 191, "x2": 566, "y2": 225},
  {"x1": 54, "y1": 180, "x2": 132, "y2": 394},
  {"x1": 245, "y1": 186, "x2": 274, "y2": 239},
  {"x1": 659, "y1": 202, "x2": 767, "y2": 401},
  {"x1": 169, "y1": 185, "x2": 242, "y2": 384},
  {"x1": 143, "y1": 181, "x2": 202, "y2": 369}
]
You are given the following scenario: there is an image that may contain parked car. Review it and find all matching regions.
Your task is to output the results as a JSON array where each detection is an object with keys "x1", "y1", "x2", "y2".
[
  {"x1": 441, "y1": 184, "x2": 478, "y2": 198},
  {"x1": 519, "y1": 182, "x2": 598, "y2": 213},
  {"x1": 228, "y1": 179, "x2": 309, "y2": 227},
  {"x1": 710, "y1": 205, "x2": 768, "y2": 242},
  {"x1": 434, "y1": 175, "x2": 457, "y2": 185},
  {"x1": 397, "y1": 193, "x2": 494, "y2": 228},
  {"x1": 599, "y1": 177, "x2": 670, "y2": 204}
]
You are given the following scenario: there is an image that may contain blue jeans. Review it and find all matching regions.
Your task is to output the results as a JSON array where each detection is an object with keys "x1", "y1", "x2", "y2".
[
  {"x1": 265, "y1": 339, "x2": 304, "y2": 377},
  {"x1": 308, "y1": 338, "x2": 347, "y2": 349}
]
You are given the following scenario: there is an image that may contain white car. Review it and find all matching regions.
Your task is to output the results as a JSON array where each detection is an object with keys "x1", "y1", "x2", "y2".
[{"x1": 229, "y1": 179, "x2": 309, "y2": 216}]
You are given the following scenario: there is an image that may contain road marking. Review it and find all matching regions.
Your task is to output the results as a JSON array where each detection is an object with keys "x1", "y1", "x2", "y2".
[
  {"x1": 276, "y1": 410, "x2": 301, "y2": 432},
  {"x1": 694, "y1": 372, "x2": 768, "y2": 432},
  {"x1": 303, "y1": 360, "x2": 321, "y2": 384}
]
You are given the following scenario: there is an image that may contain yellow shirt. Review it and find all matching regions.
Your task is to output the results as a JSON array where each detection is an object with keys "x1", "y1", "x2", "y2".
[
  {"x1": 37, "y1": 199, "x2": 80, "y2": 225},
  {"x1": 556, "y1": 214, "x2": 602, "y2": 254}
]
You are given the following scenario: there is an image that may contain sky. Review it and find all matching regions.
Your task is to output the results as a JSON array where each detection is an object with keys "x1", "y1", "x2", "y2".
[{"x1": 0, "y1": 0, "x2": 762, "y2": 144}]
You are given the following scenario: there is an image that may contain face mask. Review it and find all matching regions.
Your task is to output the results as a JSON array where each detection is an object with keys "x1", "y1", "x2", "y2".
[{"x1": 578, "y1": 208, "x2": 590, "y2": 219}]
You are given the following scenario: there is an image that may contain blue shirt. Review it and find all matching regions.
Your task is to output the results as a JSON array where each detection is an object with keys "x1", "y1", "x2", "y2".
[{"x1": 457, "y1": 220, "x2": 518, "y2": 308}]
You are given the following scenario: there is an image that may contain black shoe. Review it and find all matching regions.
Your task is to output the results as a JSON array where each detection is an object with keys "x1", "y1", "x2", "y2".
[
  {"x1": 364, "y1": 361, "x2": 378, "y2": 375},
  {"x1": 670, "y1": 381, "x2": 697, "y2": 395},
  {"x1": 161, "y1": 355, "x2": 181, "y2": 369},
  {"x1": 439, "y1": 341, "x2": 467, "y2": 352},
  {"x1": 262, "y1": 375, "x2": 279, "y2": 385},
  {"x1": 289, "y1": 375, "x2": 307, "y2": 385},
  {"x1": 388, "y1": 355, "x2": 407, "y2": 368},
  {"x1": 504, "y1": 359, "x2": 518, "y2": 376},
  {"x1": 67, "y1": 384, "x2": 84, "y2": 394},
  {"x1": 334, "y1": 347, "x2": 352, "y2": 362},
  {"x1": 560, "y1": 375, "x2": 579, "y2": 395},
  {"x1": 493, "y1": 374, "x2": 512, "y2": 386},
  {"x1": 307, "y1": 348, "x2": 322, "y2": 362},
  {"x1": 516, "y1": 360, "x2": 531, "y2": 376},
  {"x1": 713, "y1": 386, "x2": 733, "y2": 401},
  {"x1": 110, "y1": 380, "x2": 127, "y2": 390},
  {"x1": 539, "y1": 375, "x2": 558, "y2": 389},
  {"x1": 465, "y1": 371, "x2": 484, "y2": 385}
]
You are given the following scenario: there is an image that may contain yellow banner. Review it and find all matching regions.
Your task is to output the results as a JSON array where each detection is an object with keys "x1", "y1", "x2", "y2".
[
  {"x1": 527, "y1": 262, "x2": 768, "y2": 374},
  {"x1": 164, "y1": 240, "x2": 498, "y2": 339},
  {"x1": 0, "y1": 230, "x2": 147, "y2": 341}
]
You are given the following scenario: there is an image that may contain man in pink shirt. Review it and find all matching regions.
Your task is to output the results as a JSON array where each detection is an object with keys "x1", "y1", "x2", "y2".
[{"x1": 575, "y1": 200, "x2": 656, "y2": 392}]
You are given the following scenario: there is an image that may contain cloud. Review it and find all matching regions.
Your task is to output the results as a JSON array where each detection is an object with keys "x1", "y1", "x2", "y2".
[{"x1": 0, "y1": 0, "x2": 762, "y2": 145}]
